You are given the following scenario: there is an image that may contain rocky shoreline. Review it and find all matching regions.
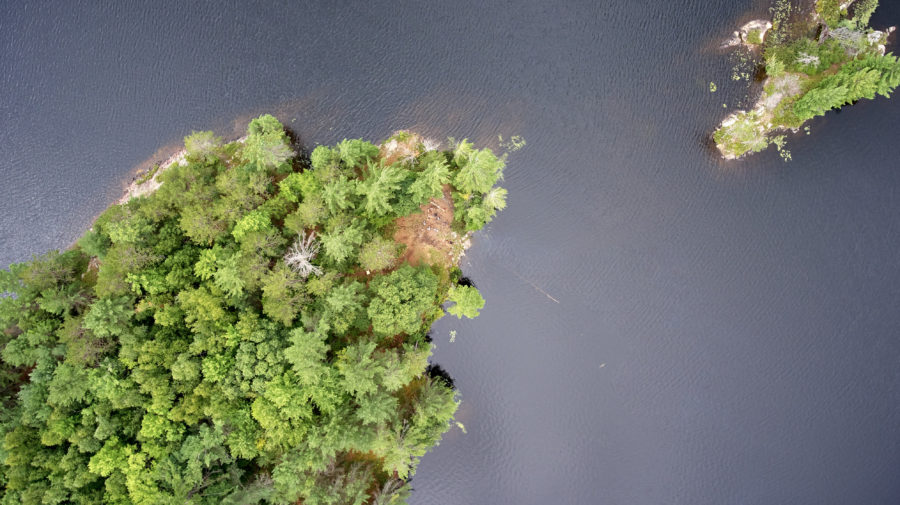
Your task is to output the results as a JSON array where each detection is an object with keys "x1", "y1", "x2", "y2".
[
  {"x1": 117, "y1": 150, "x2": 187, "y2": 204},
  {"x1": 723, "y1": 19, "x2": 773, "y2": 49},
  {"x1": 118, "y1": 136, "x2": 247, "y2": 204},
  {"x1": 712, "y1": 1, "x2": 897, "y2": 160}
]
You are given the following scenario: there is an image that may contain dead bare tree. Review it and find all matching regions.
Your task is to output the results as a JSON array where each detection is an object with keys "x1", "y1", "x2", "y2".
[
  {"x1": 284, "y1": 231, "x2": 322, "y2": 278},
  {"x1": 421, "y1": 137, "x2": 441, "y2": 152},
  {"x1": 796, "y1": 52, "x2": 820, "y2": 67}
]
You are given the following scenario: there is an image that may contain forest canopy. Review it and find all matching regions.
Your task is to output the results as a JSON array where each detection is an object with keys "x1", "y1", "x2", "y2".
[{"x1": 0, "y1": 116, "x2": 509, "y2": 504}]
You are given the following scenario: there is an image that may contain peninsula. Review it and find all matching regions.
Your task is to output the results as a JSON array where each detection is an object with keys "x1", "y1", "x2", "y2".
[
  {"x1": 714, "y1": 0, "x2": 899, "y2": 159},
  {"x1": 0, "y1": 115, "x2": 508, "y2": 504}
]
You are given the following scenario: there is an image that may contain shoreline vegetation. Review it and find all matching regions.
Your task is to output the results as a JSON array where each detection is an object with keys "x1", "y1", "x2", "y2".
[
  {"x1": 120, "y1": 136, "x2": 246, "y2": 204},
  {"x1": 0, "y1": 115, "x2": 512, "y2": 504},
  {"x1": 713, "y1": 0, "x2": 900, "y2": 159}
]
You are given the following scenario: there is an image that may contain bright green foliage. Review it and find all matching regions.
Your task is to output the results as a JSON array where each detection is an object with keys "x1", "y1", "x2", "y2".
[
  {"x1": 322, "y1": 179, "x2": 356, "y2": 215},
  {"x1": 232, "y1": 208, "x2": 274, "y2": 242},
  {"x1": 290, "y1": 194, "x2": 328, "y2": 231},
  {"x1": 193, "y1": 247, "x2": 245, "y2": 298},
  {"x1": 451, "y1": 138, "x2": 475, "y2": 167},
  {"x1": 240, "y1": 114, "x2": 295, "y2": 173},
  {"x1": 793, "y1": 82, "x2": 852, "y2": 119},
  {"x1": 337, "y1": 341, "x2": 382, "y2": 397},
  {"x1": 179, "y1": 204, "x2": 228, "y2": 246},
  {"x1": 453, "y1": 146, "x2": 504, "y2": 195},
  {"x1": 184, "y1": 131, "x2": 223, "y2": 163},
  {"x1": 357, "y1": 162, "x2": 408, "y2": 218},
  {"x1": 449, "y1": 142, "x2": 508, "y2": 229},
  {"x1": 261, "y1": 261, "x2": 306, "y2": 325},
  {"x1": 368, "y1": 265, "x2": 439, "y2": 336},
  {"x1": 103, "y1": 203, "x2": 154, "y2": 246},
  {"x1": 278, "y1": 171, "x2": 319, "y2": 203},
  {"x1": 213, "y1": 253, "x2": 245, "y2": 298},
  {"x1": 0, "y1": 119, "x2": 509, "y2": 504},
  {"x1": 83, "y1": 296, "x2": 133, "y2": 337},
  {"x1": 765, "y1": 54, "x2": 786, "y2": 78},
  {"x1": 194, "y1": 246, "x2": 223, "y2": 281},
  {"x1": 459, "y1": 186, "x2": 509, "y2": 232},
  {"x1": 320, "y1": 222, "x2": 365, "y2": 265},
  {"x1": 714, "y1": 109, "x2": 774, "y2": 157},
  {"x1": 483, "y1": 187, "x2": 508, "y2": 214},
  {"x1": 408, "y1": 154, "x2": 450, "y2": 205},
  {"x1": 446, "y1": 285, "x2": 485, "y2": 319},
  {"x1": 746, "y1": 28, "x2": 763, "y2": 45},
  {"x1": 322, "y1": 281, "x2": 367, "y2": 335},
  {"x1": 337, "y1": 139, "x2": 380, "y2": 169},
  {"x1": 310, "y1": 145, "x2": 340, "y2": 171},
  {"x1": 284, "y1": 327, "x2": 329, "y2": 384},
  {"x1": 77, "y1": 228, "x2": 111, "y2": 259},
  {"x1": 371, "y1": 377, "x2": 458, "y2": 479},
  {"x1": 816, "y1": 0, "x2": 842, "y2": 27}
]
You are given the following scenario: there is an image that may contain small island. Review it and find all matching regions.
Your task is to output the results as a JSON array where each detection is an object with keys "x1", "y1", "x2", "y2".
[
  {"x1": 0, "y1": 115, "x2": 508, "y2": 504},
  {"x1": 714, "y1": 0, "x2": 899, "y2": 159}
]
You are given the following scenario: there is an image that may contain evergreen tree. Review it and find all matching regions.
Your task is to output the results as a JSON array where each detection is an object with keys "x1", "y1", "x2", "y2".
[
  {"x1": 240, "y1": 114, "x2": 295, "y2": 173},
  {"x1": 453, "y1": 148, "x2": 504, "y2": 195},
  {"x1": 0, "y1": 118, "x2": 508, "y2": 505},
  {"x1": 408, "y1": 155, "x2": 450, "y2": 205},
  {"x1": 357, "y1": 162, "x2": 408, "y2": 218}
]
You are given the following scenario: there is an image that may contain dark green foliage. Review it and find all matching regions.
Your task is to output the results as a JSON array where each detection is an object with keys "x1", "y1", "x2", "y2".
[
  {"x1": 0, "y1": 118, "x2": 508, "y2": 504},
  {"x1": 853, "y1": 0, "x2": 878, "y2": 27},
  {"x1": 793, "y1": 53, "x2": 900, "y2": 120},
  {"x1": 765, "y1": 37, "x2": 849, "y2": 76}
]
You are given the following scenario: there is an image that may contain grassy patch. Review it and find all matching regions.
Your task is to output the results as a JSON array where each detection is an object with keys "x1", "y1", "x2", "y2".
[
  {"x1": 714, "y1": 110, "x2": 771, "y2": 158},
  {"x1": 134, "y1": 163, "x2": 160, "y2": 185},
  {"x1": 747, "y1": 28, "x2": 764, "y2": 45}
]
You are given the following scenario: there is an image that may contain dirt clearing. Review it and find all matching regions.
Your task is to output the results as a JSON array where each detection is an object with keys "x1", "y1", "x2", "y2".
[{"x1": 392, "y1": 185, "x2": 470, "y2": 268}]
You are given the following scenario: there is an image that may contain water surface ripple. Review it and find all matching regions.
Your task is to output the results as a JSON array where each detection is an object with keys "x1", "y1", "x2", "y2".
[{"x1": 2, "y1": 1, "x2": 900, "y2": 504}]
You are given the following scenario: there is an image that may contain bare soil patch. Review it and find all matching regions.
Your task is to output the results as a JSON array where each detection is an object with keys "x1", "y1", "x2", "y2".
[{"x1": 393, "y1": 185, "x2": 467, "y2": 268}]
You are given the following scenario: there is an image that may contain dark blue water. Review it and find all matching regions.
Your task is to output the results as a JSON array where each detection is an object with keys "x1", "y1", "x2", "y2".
[{"x1": 2, "y1": 1, "x2": 899, "y2": 504}]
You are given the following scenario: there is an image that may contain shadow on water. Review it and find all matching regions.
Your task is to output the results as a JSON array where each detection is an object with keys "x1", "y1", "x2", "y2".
[
  {"x1": 456, "y1": 276, "x2": 476, "y2": 288},
  {"x1": 425, "y1": 364, "x2": 456, "y2": 390},
  {"x1": 281, "y1": 125, "x2": 313, "y2": 173}
]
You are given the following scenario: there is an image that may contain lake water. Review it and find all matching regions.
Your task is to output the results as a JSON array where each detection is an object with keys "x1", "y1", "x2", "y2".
[{"x1": 2, "y1": 1, "x2": 900, "y2": 503}]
